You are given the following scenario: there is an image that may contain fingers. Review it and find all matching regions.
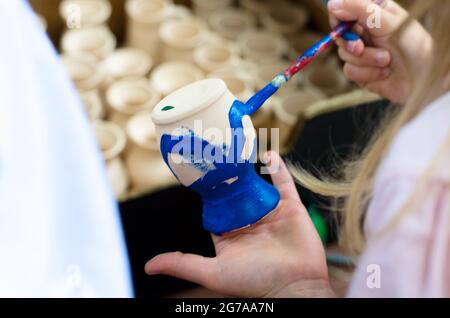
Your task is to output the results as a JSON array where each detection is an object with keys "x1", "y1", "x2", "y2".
[
  {"x1": 343, "y1": 63, "x2": 391, "y2": 85},
  {"x1": 337, "y1": 37, "x2": 365, "y2": 56},
  {"x1": 145, "y1": 252, "x2": 218, "y2": 288},
  {"x1": 338, "y1": 46, "x2": 391, "y2": 67},
  {"x1": 327, "y1": 0, "x2": 406, "y2": 37},
  {"x1": 265, "y1": 151, "x2": 301, "y2": 203}
]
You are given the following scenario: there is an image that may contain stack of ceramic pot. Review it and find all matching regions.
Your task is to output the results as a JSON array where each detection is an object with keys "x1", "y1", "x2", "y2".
[
  {"x1": 60, "y1": 0, "x2": 117, "y2": 61},
  {"x1": 61, "y1": 53, "x2": 107, "y2": 121},
  {"x1": 125, "y1": 0, "x2": 191, "y2": 64},
  {"x1": 52, "y1": 0, "x2": 353, "y2": 199},
  {"x1": 93, "y1": 120, "x2": 130, "y2": 198},
  {"x1": 125, "y1": 112, "x2": 177, "y2": 193}
]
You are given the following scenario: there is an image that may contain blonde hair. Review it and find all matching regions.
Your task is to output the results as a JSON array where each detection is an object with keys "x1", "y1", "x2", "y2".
[{"x1": 290, "y1": 0, "x2": 450, "y2": 254}]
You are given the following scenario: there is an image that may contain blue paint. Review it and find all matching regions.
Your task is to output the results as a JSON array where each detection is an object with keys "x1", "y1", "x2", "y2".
[
  {"x1": 159, "y1": 99, "x2": 280, "y2": 235},
  {"x1": 342, "y1": 31, "x2": 359, "y2": 42},
  {"x1": 245, "y1": 82, "x2": 279, "y2": 113}
]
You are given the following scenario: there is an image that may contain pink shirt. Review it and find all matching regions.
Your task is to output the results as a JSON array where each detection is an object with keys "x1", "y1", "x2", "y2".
[{"x1": 348, "y1": 92, "x2": 450, "y2": 297}]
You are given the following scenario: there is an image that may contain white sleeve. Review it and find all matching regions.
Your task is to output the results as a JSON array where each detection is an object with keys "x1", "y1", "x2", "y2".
[
  {"x1": 0, "y1": 0, "x2": 133, "y2": 297},
  {"x1": 347, "y1": 177, "x2": 450, "y2": 297}
]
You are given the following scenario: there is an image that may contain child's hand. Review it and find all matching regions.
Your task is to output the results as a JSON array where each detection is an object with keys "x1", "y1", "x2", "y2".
[
  {"x1": 145, "y1": 151, "x2": 334, "y2": 298},
  {"x1": 328, "y1": 0, "x2": 432, "y2": 103}
]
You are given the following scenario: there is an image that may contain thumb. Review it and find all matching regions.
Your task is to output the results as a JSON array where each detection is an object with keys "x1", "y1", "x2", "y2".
[
  {"x1": 328, "y1": 0, "x2": 406, "y2": 37},
  {"x1": 265, "y1": 151, "x2": 301, "y2": 203},
  {"x1": 145, "y1": 252, "x2": 218, "y2": 287}
]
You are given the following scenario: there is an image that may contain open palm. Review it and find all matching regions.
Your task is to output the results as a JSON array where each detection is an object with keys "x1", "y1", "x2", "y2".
[{"x1": 145, "y1": 152, "x2": 332, "y2": 298}]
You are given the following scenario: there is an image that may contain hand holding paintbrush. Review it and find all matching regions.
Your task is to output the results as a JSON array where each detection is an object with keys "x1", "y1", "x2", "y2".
[{"x1": 246, "y1": 0, "x2": 386, "y2": 112}]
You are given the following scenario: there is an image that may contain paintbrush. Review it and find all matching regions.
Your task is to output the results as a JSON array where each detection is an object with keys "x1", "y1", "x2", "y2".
[{"x1": 246, "y1": 0, "x2": 384, "y2": 113}]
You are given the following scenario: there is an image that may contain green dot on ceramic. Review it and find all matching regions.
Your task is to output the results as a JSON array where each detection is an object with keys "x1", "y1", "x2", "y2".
[{"x1": 161, "y1": 106, "x2": 175, "y2": 111}]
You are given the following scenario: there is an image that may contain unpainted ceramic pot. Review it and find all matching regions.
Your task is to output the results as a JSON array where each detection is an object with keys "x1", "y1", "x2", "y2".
[
  {"x1": 80, "y1": 90, "x2": 105, "y2": 121},
  {"x1": 192, "y1": 0, "x2": 234, "y2": 20},
  {"x1": 303, "y1": 62, "x2": 350, "y2": 97},
  {"x1": 125, "y1": 0, "x2": 190, "y2": 63},
  {"x1": 240, "y1": 0, "x2": 281, "y2": 23},
  {"x1": 125, "y1": 112, "x2": 177, "y2": 193},
  {"x1": 208, "y1": 9, "x2": 257, "y2": 41},
  {"x1": 150, "y1": 61, "x2": 204, "y2": 97},
  {"x1": 61, "y1": 53, "x2": 104, "y2": 92},
  {"x1": 272, "y1": 88, "x2": 325, "y2": 150},
  {"x1": 102, "y1": 47, "x2": 153, "y2": 89},
  {"x1": 93, "y1": 121, "x2": 130, "y2": 198},
  {"x1": 194, "y1": 43, "x2": 238, "y2": 74},
  {"x1": 208, "y1": 73, "x2": 254, "y2": 102},
  {"x1": 238, "y1": 30, "x2": 288, "y2": 63},
  {"x1": 151, "y1": 78, "x2": 280, "y2": 234},
  {"x1": 60, "y1": 0, "x2": 112, "y2": 29},
  {"x1": 260, "y1": 4, "x2": 309, "y2": 36},
  {"x1": 213, "y1": 59, "x2": 258, "y2": 89},
  {"x1": 159, "y1": 18, "x2": 208, "y2": 63},
  {"x1": 106, "y1": 77, "x2": 161, "y2": 128},
  {"x1": 61, "y1": 26, "x2": 116, "y2": 61}
]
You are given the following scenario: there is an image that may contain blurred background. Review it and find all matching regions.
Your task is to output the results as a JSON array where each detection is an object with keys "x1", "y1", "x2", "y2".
[{"x1": 27, "y1": 0, "x2": 409, "y2": 297}]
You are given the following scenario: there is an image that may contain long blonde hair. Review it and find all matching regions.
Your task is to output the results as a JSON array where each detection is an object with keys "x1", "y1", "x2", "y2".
[{"x1": 290, "y1": 0, "x2": 450, "y2": 254}]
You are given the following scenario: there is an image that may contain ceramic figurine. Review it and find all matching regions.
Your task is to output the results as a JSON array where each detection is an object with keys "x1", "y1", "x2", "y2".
[{"x1": 151, "y1": 78, "x2": 280, "y2": 234}]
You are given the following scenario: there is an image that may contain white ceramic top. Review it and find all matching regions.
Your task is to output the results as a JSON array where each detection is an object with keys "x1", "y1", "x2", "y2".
[{"x1": 152, "y1": 78, "x2": 227, "y2": 125}]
